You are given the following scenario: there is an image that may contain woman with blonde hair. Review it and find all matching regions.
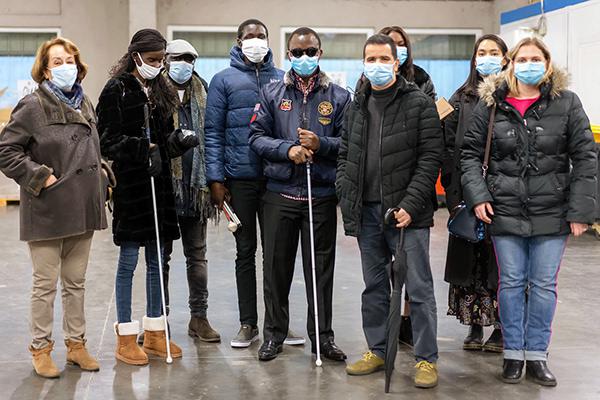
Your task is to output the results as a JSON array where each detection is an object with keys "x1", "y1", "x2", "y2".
[
  {"x1": 0, "y1": 37, "x2": 112, "y2": 378},
  {"x1": 461, "y1": 37, "x2": 597, "y2": 386}
]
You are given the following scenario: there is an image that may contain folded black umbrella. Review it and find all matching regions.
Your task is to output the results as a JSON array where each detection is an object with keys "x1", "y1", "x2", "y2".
[{"x1": 384, "y1": 227, "x2": 407, "y2": 393}]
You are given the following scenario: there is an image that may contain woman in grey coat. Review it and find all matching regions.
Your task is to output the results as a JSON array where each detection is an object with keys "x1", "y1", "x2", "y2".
[{"x1": 0, "y1": 37, "x2": 113, "y2": 379}]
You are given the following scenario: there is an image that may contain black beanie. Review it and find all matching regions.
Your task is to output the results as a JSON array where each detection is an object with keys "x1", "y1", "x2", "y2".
[{"x1": 128, "y1": 28, "x2": 166, "y2": 54}]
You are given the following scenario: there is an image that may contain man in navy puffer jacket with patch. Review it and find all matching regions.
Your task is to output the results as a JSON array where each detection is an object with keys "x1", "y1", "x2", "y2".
[
  {"x1": 205, "y1": 19, "x2": 292, "y2": 349},
  {"x1": 250, "y1": 27, "x2": 350, "y2": 362}
]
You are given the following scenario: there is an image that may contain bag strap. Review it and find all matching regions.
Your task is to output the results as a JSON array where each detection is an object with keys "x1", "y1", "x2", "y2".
[{"x1": 482, "y1": 103, "x2": 497, "y2": 178}]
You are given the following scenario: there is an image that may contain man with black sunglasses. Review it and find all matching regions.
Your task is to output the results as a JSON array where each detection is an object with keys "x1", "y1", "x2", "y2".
[{"x1": 250, "y1": 27, "x2": 351, "y2": 362}]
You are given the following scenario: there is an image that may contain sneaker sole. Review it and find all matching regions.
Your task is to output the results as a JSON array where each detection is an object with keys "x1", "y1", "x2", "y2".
[
  {"x1": 284, "y1": 338, "x2": 306, "y2": 346},
  {"x1": 501, "y1": 376, "x2": 522, "y2": 384},
  {"x1": 230, "y1": 334, "x2": 259, "y2": 348},
  {"x1": 415, "y1": 381, "x2": 438, "y2": 389},
  {"x1": 346, "y1": 364, "x2": 384, "y2": 376},
  {"x1": 188, "y1": 330, "x2": 221, "y2": 343},
  {"x1": 463, "y1": 343, "x2": 483, "y2": 351}
]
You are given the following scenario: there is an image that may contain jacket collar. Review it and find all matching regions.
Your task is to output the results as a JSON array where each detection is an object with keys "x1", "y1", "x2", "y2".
[
  {"x1": 478, "y1": 65, "x2": 569, "y2": 107},
  {"x1": 283, "y1": 69, "x2": 331, "y2": 89},
  {"x1": 354, "y1": 75, "x2": 417, "y2": 108},
  {"x1": 36, "y1": 83, "x2": 94, "y2": 127}
]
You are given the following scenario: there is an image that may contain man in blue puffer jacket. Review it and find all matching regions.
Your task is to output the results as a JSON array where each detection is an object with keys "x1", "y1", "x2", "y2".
[
  {"x1": 250, "y1": 27, "x2": 351, "y2": 362},
  {"x1": 205, "y1": 19, "x2": 288, "y2": 349}
]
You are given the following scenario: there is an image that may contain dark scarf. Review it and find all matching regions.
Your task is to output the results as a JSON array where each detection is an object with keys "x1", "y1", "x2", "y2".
[
  {"x1": 43, "y1": 81, "x2": 84, "y2": 110},
  {"x1": 170, "y1": 74, "x2": 215, "y2": 222}
]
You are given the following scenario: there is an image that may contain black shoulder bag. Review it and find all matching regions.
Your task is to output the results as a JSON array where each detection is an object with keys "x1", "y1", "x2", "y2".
[{"x1": 447, "y1": 104, "x2": 496, "y2": 243}]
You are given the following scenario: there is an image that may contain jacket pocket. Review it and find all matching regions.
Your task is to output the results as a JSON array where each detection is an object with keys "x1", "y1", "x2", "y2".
[{"x1": 263, "y1": 161, "x2": 292, "y2": 182}]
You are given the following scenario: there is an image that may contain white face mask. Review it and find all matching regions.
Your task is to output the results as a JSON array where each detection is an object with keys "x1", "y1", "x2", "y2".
[
  {"x1": 134, "y1": 52, "x2": 163, "y2": 80},
  {"x1": 241, "y1": 38, "x2": 269, "y2": 64}
]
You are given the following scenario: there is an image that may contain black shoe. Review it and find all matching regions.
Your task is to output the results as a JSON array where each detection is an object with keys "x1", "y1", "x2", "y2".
[
  {"x1": 399, "y1": 316, "x2": 413, "y2": 346},
  {"x1": 502, "y1": 359, "x2": 524, "y2": 383},
  {"x1": 483, "y1": 328, "x2": 503, "y2": 353},
  {"x1": 313, "y1": 339, "x2": 347, "y2": 361},
  {"x1": 258, "y1": 340, "x2": 283, "y2": 361},
  {"x1": 526, "y1": 361, "x2": 557, "y2": 387},
  {"x1": 463, "y1": 324, "x2": 484, "y2": 351}
]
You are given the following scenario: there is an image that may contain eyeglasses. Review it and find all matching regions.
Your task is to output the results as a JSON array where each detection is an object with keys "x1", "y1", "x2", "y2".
[{"x1": 289, "y1": 47, "x2": 319, "y2": 58}]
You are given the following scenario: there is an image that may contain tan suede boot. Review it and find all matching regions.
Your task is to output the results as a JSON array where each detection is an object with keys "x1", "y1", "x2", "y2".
[
  {"x1": 65, "y1": 340, "x2": 100, "y2": 371},
  {"x1": 29, "y1": 341, "x2": 60, "y2": 379},
  {"x1": 115, "y1": 321, "x2": 148, "y2": 366},
  {"x1": 142, "y1": 316, "x2": 182, "y2": 359}
]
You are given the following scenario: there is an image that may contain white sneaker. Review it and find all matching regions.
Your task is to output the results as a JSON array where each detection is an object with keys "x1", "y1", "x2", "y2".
[
  {"x1": 230, "y1": 324, "x2": 259, "y2": 348},
  {"x1": 283, "y1": 330, "x2": 306, "y2": 346}
]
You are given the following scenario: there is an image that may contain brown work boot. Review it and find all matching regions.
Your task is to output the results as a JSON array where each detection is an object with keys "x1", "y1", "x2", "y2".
[
  {"x1": 65, "y1": 339, "x2": 100, "y2": 371},
  {"x1": 188, "y1": 317, "x2": 221, "y2": 343},
  {"x1": 115, "y1": 321, "x2": 148, "y2": 366},
  {"x1": 29, "y1": 341, "x2": 60, "y2": 379},
  {"x1": 142, "y1": 316, "x2": 182, "y2": 359}
]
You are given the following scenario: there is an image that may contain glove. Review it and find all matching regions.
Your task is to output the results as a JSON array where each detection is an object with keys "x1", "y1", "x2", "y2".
[
  {"x1": 148, "y1": 145, "x2": 162, "y2": 177},
  {"x1": 178, "y1": 129, "x2": 200, "y2": 149}
]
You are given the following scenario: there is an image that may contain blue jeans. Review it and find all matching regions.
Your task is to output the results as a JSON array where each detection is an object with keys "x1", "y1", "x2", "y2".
[
  {"x1": 115, "y1": 242, "x2": 163, "y2": 323},
  {"x1": 357, "y1": 203, "x2": 438, "y2": 363},
  {"x1": 492, "y1": 235, "x2": 568, "y2": 361}
]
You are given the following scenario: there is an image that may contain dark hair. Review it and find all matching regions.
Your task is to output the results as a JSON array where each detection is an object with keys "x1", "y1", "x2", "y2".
[
  {"x1": 237, "y1": 19, "x2": 269, "y2": 39},
  {"x1": 456, "y1": 34, "x2": 508, "y2": 97},
  {"x1": 287, "y1": 27, "x2": 321, "y2": 49},
  {"x1": 379, "y1": 26, "x2": 415, "y2": 82},
  {"x1": 363, "y1": 34, "x2": 397, "y2": 60},
  {"x1": 109, "y1": 29, "x2": 178, "y2": 120}
]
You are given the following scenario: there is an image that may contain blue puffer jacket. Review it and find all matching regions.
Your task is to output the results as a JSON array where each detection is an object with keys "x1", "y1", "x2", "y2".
[
  {"x1": 249, "y1": 70, "x2": 351, "y2": 198},
  {"x1": 205, "y1": 46, "x2": 284, "y2": 183}
]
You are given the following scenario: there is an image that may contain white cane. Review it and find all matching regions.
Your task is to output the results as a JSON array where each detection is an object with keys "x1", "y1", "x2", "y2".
[
  {"x1": 306, "y1": 161, "x2": 322, "y2": 367},
  {"x1": 144, "y1": 105, "x2": 173, "y2": 364}
]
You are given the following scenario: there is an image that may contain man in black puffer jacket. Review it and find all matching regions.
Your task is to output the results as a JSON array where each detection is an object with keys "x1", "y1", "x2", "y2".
[{"x1": 337, "y1": 34, "x2": 443, "y2": 388}]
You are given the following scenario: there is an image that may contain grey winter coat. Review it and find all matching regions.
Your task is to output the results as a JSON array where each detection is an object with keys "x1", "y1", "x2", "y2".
[{"x1": 0, "y1": 84, "x2": 110, "y2": 241}]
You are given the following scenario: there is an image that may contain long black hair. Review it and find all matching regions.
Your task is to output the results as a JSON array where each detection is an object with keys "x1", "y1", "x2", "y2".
[
  {"x1": 379, "y1": 26, "x2": 415, "y2": 82},
  {"x1": 109, "y1": 29, "x2": 178, "y2": 119},
  {"x1": 455, "y1": 34, "x2": 508, "y2": 97}
]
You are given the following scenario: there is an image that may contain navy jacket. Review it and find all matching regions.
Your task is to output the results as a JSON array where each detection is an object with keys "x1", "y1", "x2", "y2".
[
  {"x1": 205, "y1": 46, "x2": 283, "y2": 183},
  {"x1": 250, "y1": 70, "x2": 351, "y2": 198}
]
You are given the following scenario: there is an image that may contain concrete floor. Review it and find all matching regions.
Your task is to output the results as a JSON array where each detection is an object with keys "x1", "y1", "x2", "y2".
[{"x1": 0, "y1": 205, "x2": 599, "y2": 400}]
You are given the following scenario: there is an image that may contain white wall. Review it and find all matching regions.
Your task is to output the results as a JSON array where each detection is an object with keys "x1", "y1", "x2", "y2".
[{"x1": 500, "y1": 0, "x2": 600, "y2": 123}]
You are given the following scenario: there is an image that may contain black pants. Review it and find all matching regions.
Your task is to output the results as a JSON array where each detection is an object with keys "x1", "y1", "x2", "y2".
[
  {"x1": 227, "y1": 179, "x2": 266, "y2": 327},
  {"x1": 163, "y1": 215, "x2": 209, "y2": 318},
  {"x1": 262, "y1": 191, "x2": 337, "y2": 345}
]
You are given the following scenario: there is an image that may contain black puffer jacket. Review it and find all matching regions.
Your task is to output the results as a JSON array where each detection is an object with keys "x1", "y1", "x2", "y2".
[
  {"x1": 441, "y1": 90, "x2": 478, "y2": 210},
  {"x1": 461, "y1": 68, "x2": 598, "y2": 237},
  {"x1": 337, "y1": 77, "x2": 443, "y2": 236},
  {"x1": 413, "y1": 64, "x2": 436, "y2": 101},
  {"x1": 97, "y1": 73, "x2": 181, "y2": 246}
]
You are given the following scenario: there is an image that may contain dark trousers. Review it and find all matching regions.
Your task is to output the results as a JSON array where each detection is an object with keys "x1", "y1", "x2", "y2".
[
  {"x1": 357, "y1": 203, "x2": 438, "y2": 362},
  {"x1": 227, "y1": 179, "x2": 265, "y2": 327},
  {"x1": 262, "y1": 191, "x2": 337, "y2": 345},
  {"x1": 163, "y1": 216, "x2": 209, "y2": 318}
]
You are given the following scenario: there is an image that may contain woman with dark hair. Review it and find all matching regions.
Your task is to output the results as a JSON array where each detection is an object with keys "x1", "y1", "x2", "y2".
[
  {"x1": 379, "y1": 26, "x2": 436, "y2": 100},
  {"x1": 442, "y1": 34, "x2": 508, "y2": 353},
  {"x1": 96, "y1": 28, "x2": 197, "y2": 366}
]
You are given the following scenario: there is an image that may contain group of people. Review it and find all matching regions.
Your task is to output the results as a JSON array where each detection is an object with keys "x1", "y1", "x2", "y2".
[{"x1": 0, "y1": 16, "x2": 596, "y2": 391}]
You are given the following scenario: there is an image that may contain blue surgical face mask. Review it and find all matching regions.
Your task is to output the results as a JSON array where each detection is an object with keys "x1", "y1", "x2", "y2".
[
  {"x1": 290, "y1": 55, "x2": 319, "y2": 77},
  {"x1": 396, "y1": 46, "x2": 408, "y2": 66},
  {"x1": 476, "y1": 56, "x2": 503, "y2": 76},
  {"x1": 364, "y1": 62, "x2": 396, "y2": 87},
  {"x1": 49, "y1": 63, "x2": 78, "y2": 90},
  {"x1": 514, "y1": 61, "x2": 546, "y2": 86},
  {"x1": 168, "y1": 60, "x2": 194, "y2": 84}
]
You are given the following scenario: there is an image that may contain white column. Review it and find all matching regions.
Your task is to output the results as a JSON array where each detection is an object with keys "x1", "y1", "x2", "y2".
[{"x1": 129, "y1": 0, "x2": 157, "y2": 38}]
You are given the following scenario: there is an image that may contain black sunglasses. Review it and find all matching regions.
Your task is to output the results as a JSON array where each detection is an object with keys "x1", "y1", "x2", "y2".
[{"x1": 289, "y1": 47, "x2": 319, "y2": 58}]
